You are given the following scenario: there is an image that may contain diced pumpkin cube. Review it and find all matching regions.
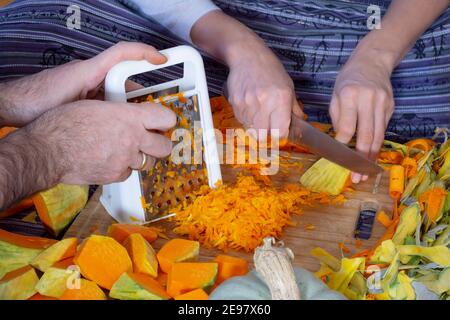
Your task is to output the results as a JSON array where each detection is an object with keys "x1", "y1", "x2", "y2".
[
  {"x1": 0, "y1": 265, "x2": 39, "y2": 300},
  {"x1": 214, "y1": 255, "x2": 249, "y2": 284},
  {"x1": 110, "y1": 272, "x2": 170, "y2": 300},
  {"x1": 157, "y1": 239, "x2": 199, "y2": 273},
  {"x1": 0, "y1": 229, "x2": 56, "y2": 279},
  {"x1": 107, "y1": 224, "x2": 158, "y2": 244},
  {"x1": 31, "y1": 238, "x2": 77, "y2": 272},
  {"x1": 35, "y1": 267, "x2": 77, "y2": 298},
  {"x1": 123, "y1": 233, "x2": 158, "y2": 278},
  {"x1": 33, "y1": 184, "x2": 88, "y2": 236},
  {"x1": 59, "y1": 279, "x2": 106, "y2": 300},
  {"x1": 174, "y1": 288, "x2": 209, "y2": 300},
  {"x1": 167, "y1": 262, "x2": 218, "y2": 297},
  {"x1": 300, "y1": 158, "x2": 351, "y2": 195},
  {"x1": 74, "y1": 235, "x2": 132, "y2": 290}
]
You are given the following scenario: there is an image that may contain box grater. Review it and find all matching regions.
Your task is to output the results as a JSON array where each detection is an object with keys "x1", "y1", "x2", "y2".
[{"x1": 100, "y1": 46, "x2": 222, "y2": 223}]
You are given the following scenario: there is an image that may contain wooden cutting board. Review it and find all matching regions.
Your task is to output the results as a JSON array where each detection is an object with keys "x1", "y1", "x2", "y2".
[{"x1": 65, "y1": 153, "x2": 392, "y2": 272}]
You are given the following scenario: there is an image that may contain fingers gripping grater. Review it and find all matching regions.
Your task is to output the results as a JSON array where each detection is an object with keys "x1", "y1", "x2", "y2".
[{"x1": 100, "y1": 46, "x2": 222, "y2": 223}]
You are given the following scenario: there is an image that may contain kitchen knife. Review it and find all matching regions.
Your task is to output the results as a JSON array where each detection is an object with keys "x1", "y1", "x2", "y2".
[{"x1": 289, "y1": 112, "x2": 383, "y2": 175}]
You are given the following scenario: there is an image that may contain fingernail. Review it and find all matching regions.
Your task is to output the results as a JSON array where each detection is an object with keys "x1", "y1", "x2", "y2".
[{"x1": 362, "y1": 175, "x2": 369, "y2": 181}]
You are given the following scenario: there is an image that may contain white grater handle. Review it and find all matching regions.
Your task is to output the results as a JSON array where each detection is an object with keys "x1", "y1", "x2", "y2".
[{"x1": 101, "y1": 45, "x2": 222, "y2": 223}]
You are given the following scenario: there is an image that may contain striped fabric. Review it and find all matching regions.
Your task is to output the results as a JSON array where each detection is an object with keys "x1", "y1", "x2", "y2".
[
  {"x1": 215, "y1": 0, "x2": 450, "y2": 138},
  {"x1": 0, "y1": 0, "x2": 449, "y2": 139}
]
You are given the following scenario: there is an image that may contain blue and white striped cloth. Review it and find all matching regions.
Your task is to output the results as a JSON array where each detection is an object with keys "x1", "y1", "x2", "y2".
[{"x1": 0, "y1": 0, "x2": 449, "y2": 139}]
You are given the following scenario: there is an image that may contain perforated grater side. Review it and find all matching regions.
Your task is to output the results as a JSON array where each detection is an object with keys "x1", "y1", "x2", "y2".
[{"x1": 100, "y1": 46, "x2": 222, "y2": 223}]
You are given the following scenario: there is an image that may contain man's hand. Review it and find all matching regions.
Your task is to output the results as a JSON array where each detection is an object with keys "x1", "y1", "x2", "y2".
[
  {"x1": 191, "y1": 11, "x2": 303, "y2": 139},
  {"x1": 0, "y1": 42, "x2": 167, "y2": 127},
  {"x1": 32, "y1": 100, "x2": 176, "y2": 185},
  {"x1": 0, "y1": 100, "x2": 176, "y2": 209},
  {"x1": 330, "y1": 46, "x2": 395, "y2": 183}
]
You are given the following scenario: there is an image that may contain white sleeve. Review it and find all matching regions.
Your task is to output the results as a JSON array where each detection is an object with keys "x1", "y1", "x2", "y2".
[{"x1": 121, "y1": 0, "x2": 221, "y2": 43}]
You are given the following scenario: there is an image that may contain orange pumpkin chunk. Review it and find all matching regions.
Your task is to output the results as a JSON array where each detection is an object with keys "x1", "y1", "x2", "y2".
[
  {"x1": 74, "y1": 235, "x2": 132, "y2": 290},
  {"x1": 174, "y1": 288, "x2": 209, "y2": 300},
  {"x1": 157, "y1": 239, "x2": 200, "y2": 273},
  {"x1": 0, "y1": 228, "x2": 56, "y2": 249},
  {"x1": 59, "y1": 279, "x2": 106, "y2": 300},
  {"x1": 167, "y1": 262, "x2": 218, "y2": 297},
  {"x1": 123, "y1": 233, "x2": 158, "y2": 277},
  {"x1": 214, "y1": 255, "x2": 249, "y2": 284},
  {"x1": 110, "y1": 272, "x2": 170, "y2": 300},
  {"x1": 107, "y1": 224, "x2": 158, "y2": 243}
]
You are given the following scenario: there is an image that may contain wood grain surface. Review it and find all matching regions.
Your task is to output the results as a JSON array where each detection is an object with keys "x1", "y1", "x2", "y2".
[{"x1": 65, "y1": 153, "x2": 392, "y2": 272}]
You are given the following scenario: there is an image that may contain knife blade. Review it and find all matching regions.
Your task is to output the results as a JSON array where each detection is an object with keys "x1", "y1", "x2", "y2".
[
  {"x1": 221, "y1": 83, "x2": 383, "y2": 175},
  {"x1": 289, "y1": 113, "x2": 383, "y2": 175}
]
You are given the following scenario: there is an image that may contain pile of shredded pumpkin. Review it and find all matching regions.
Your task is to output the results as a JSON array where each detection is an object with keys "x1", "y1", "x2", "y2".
[{"x1": 172, "y1": 174, "x2": 345, "y2": 252}]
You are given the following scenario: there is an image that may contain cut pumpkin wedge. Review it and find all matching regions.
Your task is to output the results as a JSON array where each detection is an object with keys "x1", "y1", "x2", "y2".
[{"x1": 0, "y1": 265, "x2": 39, "y2": 300}]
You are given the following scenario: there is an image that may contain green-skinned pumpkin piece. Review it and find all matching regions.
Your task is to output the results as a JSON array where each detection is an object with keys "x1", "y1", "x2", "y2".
[
  {"x1": 35, "y1": 267, "x2": 77, "y2": 298},
  {"x1": 123, "y1": 233, "x2": 158, "y2": 278},
  {"x1": 31, "y1": 238, "x2": 77, "y2": 272},
  {"x1": 0, "y1": 265, "x2": 39, "y2": 300},
  {"x1": 0, "y1": 229, "x2": 57, "y2": 279},
  {"x1": 110, "y1": 272, "x2": 170, "y2": 300},
  {"x1": 60, "y1": 279, "x2": 106, "y2": 300},
  {"x1": 33, "y1": 184, "x2": 88, "y2": 236},
  {"x1": 167, "y1": 262, "x2": 218, "y2": 297},
  {"x1": 157, "y1": 238, "x2": 200, "y2": 274}
]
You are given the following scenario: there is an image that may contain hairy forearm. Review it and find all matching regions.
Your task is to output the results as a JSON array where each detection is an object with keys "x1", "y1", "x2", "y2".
[
  {"x1": 0, "y1": 127, "x2": 60, "y2": 210},
  {"x1": 0, "y1": 72, "x2": 53, "y2": 127},
  {"x1": 191, "y1": 10, "x2": 269, "y2": 67},
  {"x1": 357, "y1": 0, "x2": 450, "y2": 69}
]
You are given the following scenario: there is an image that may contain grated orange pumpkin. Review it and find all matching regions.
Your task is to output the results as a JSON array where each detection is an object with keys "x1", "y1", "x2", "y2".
[{"x1": 172, "y1": 174, "x2": 345, "y2": 252}]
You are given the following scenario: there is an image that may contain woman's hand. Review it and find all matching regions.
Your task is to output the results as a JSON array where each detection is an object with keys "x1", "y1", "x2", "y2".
[
  {"x1": 330, "y1": 0, "x2": 450, "y2": 183},
  {"x1": 191, "y1": 10, "x2": 303, "y2": 139},
  {"x1": 330, "y1": 44, "x2": 395, "y2": 183},
  {"x1": 225, "y1": 40, "x2": 303, "y2": 138}
]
